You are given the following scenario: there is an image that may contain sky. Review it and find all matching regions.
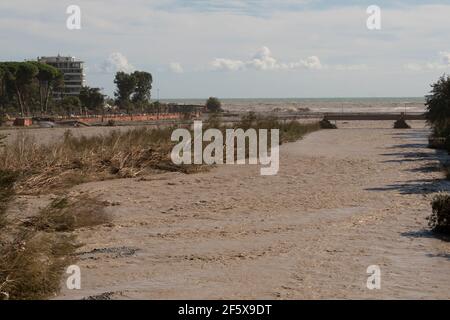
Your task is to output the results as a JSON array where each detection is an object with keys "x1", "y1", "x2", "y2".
[{"x1": 1, "y1": 0, "x2": 450, "y2": 99}]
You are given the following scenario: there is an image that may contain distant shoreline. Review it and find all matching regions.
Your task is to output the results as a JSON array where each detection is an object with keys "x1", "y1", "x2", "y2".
[{"x1": 161, "y1": 96, "x2": 426, "y2": 102}]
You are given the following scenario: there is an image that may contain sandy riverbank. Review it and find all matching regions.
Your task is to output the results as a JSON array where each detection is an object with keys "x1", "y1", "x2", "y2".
[
  {"x1": 0, "y1": 125, "x2": 164, "y2": 146},
  {"x1": 10, "y1": 120, "x2": 449, "y2": 299}
]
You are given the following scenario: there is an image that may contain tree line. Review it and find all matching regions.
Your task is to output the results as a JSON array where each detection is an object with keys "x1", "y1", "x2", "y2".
[
  {"x1": 0, "y1": 60, "x2": 224, "y2": 122},
  {"x1": 0, "y1": 61, "x2": 156, "y2": 120},
  {"x1": 113, "y1": 71, "x2": 153, "y2": 114},
  {"x1": 54, "y1": 70, "x2": 156, "y2": 116},
  {"x1": 0, "y1": 61, "x2": 62, "y2": 116}
]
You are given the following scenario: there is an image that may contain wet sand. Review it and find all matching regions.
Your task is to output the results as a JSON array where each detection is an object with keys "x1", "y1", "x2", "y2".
[{"x1": 43, "y1": 120, "x2": 450, "y2": 299}]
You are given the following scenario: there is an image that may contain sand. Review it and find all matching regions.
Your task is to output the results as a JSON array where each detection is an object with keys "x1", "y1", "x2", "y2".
[{"x1": 20, "y1": 120, "x2": 447, "y2": 299}]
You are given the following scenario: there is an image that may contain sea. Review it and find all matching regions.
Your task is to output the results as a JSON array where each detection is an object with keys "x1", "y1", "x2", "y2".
[{"x1": 161, "y1": 97, "x2": 426, "y2": 114}]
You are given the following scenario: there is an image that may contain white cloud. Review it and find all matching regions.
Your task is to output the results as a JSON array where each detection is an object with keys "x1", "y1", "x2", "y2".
[
  {"x1": 210, "y1": 58, "x2": 246, "y2": 71},
  {"x1": 333, "y1": 64, "x2": 368, "y2": 71},
  {"x1": 289, "y1": 56, "x2": 323, "y2": 70},
  {"x1": 99, "y1": 52, "x2": 135, "y2": 73},
  {"x1": 169, "y1": 62, "x2": 184, "y2": 73},
  {"x1": 404, "y1": 51, "x2": 450, "y2": 71},
  {"x1": 247, "y1": 46, "x2": 280, "y2": 70},
  {"x1": 3, "y1": 1, "x2": 450, "y2": 96},
  {"x1": 210, "y1": 46, "x2": 323, "y2": 71},
  {"x1": 209, "y1": 47, "x2": 369, "y2": 72},
  {"x1": 440, "y1": 51, "x2": 450, "y2": 66}
]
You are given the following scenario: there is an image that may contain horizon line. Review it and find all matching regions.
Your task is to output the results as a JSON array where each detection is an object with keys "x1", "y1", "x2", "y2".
[{"x1": 158, "y1": 96, "x2": 426, "y2": 100}]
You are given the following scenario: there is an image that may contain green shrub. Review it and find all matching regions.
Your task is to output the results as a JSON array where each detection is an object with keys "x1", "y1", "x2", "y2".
[
  {"x1": 441, "y1": 162, "x2": 450, "y2": 180},
  {"x1": 445, "y1": 136, "x2": 450, "y2": 154},
  {"x1": 237, "y1": 112, "x2": 257, "y2": 130},
  {"x1": 428, "y1": 136, "x2": 446, "y2": 149},
  {"x1": 0, "y1": 114, "x2": 7, "y2": 127},
  {"x1": 428, "y1": 193, "x2": 450, "y2": 234},
  {"x1": 319, "y1": 119, "x2": 337, "y2": 129},
  {"x1": 205, "y1": 112, "x2": 223, "y2": 129},
  {"x1": 206, "y1": 97, "x2": 222, "y2": 112},
  {"x1": 425, "y1": 75, "x2": 450, "y2": 138},
  {"x1": 394, "y1": 119, "x2": 411, "y2": 129}
]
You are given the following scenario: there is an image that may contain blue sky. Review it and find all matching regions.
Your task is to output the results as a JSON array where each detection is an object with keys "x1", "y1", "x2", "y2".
[{"x1": 1, "y1": 0, "x2": 450, "y2": 98}]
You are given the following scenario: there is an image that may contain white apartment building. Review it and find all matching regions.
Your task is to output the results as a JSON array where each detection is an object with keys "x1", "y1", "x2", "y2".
[{"x1": 38, "y1": 55, "x2": 85, "y2": 99}]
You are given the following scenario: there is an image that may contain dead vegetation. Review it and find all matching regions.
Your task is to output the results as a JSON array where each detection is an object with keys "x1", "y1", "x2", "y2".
[
  {"x1": 209, "y1": 112, "x2": 321, "y2": 144},
  {"x1": 0, "y1": 127, "x2": 196, "y2": 195},
  {"x1": 234, "y1": 113, "x2": 321, "y2": 143},
  {"x1": 0, "y1": 194, "x2": 109, "y2": 300},
  {"x1": 0, "y1": 231, "x2": 78, "y2": 300},
  {"x1": 0, "y1": 116, "x2": 321, "y2": 299},
  {"x1": 26, "y1": 195, "x2": 112, "y2": 232},
  {"x1": 1, "y1": 118, "x2": 320, "y2": 195},
  {"x1": 0, "y1": 128, "x2": 170, "y2": 194},
  {"x1": 0, "y1": 170, "x2": 18, "y2": 230},
  {"x1": 0, "y1": 134, "x2": 6, "y2": 147}
]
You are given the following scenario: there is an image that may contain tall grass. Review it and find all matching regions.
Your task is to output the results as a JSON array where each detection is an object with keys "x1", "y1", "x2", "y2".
[
  {"x1": 27, "y1": 196, "x2": 111, "y2": 232},
  {"x1": 0, "y1": 127, "x2": 186, "y2": 195},
  {"x1": 233, "y1": 112, "x2": 320, "y2": 143},
  {"x1": 0, "y1": 117, "x2": 320, "y2": 195},
  {"x1": 0, "y1": 170, "x2": 18, "y2": 230},
  {"x1": 0, "y1": 134, "x2": 5, "y2": 147},
  {"x1": 0, "y1": 195, "x2": 109, "y2": 300},
  {"x1": 0, "y1": 231, "x2": 78, "y2": 300}
]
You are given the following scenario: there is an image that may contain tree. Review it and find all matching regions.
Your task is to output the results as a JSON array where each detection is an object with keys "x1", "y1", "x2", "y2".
[
  {"x1": 206, "y1": 97, "x2": 222, "y2": 113},
  {"x1": 2, "y1": 62, "x2": 39, "y2": 116},
  {"x1": 114, "y1": 70, "x2": 153, "y2": 113},
  {"x1": 132, "y1": 71, "x2": 152, "y2": 103},
  {"x1": 105, "y1": 97, "x2": 115, "y2": 106},
  {"x1": 151, "y1": 101, "x2": 161, "y2": 114},
  {"x1": 0, "y1": 63, "x2": 18, "y2": 113},
  {"x1": 0, "y1": 65, "x2": 8, "y2": 112},
  {"x1": 79, "y1": 87, "x2": 105, "y2": 113},
  {"x1": 0, "y1": 108, "x2": 7, "y2": 127},
  {"x1": 114, "y1": 72, "x2": 136, "y2": 108},
  {"x1": 426, "y1": 75, "x2": 450, "y2": 137},
  {"x1": 16, "y1": 62, "x2": 40, "y2": 116},
  {"x1": 0, "y1": 65, "x2": 5, "y2": 98},
  {"x1": 0, "y1": 61, "x2": 63, "y2": 116},
  {"x1": 31, "y1": 62, "x2": 62, "y2": 114},
  {"x1": 60, "y1": 96, "x2": 81, "y2": 116}
]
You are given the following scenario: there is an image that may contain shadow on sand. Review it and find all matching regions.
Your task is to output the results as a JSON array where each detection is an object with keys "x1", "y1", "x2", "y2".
[
  {"x1": 425, "y1": 253, "x2": 450, "y2": 260},
  {"x1": 401, "y1": 229, "x2": 450, "y2": 243},
  {"x1": 369, "y1": 129, "x2": 450, "y2": 247},
  {"x1": 365, "y1": 178, "x2": 449, "y2": 195},
  {"x1": 366, "y1": 130, "x2": 450, "y2": 195}
]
